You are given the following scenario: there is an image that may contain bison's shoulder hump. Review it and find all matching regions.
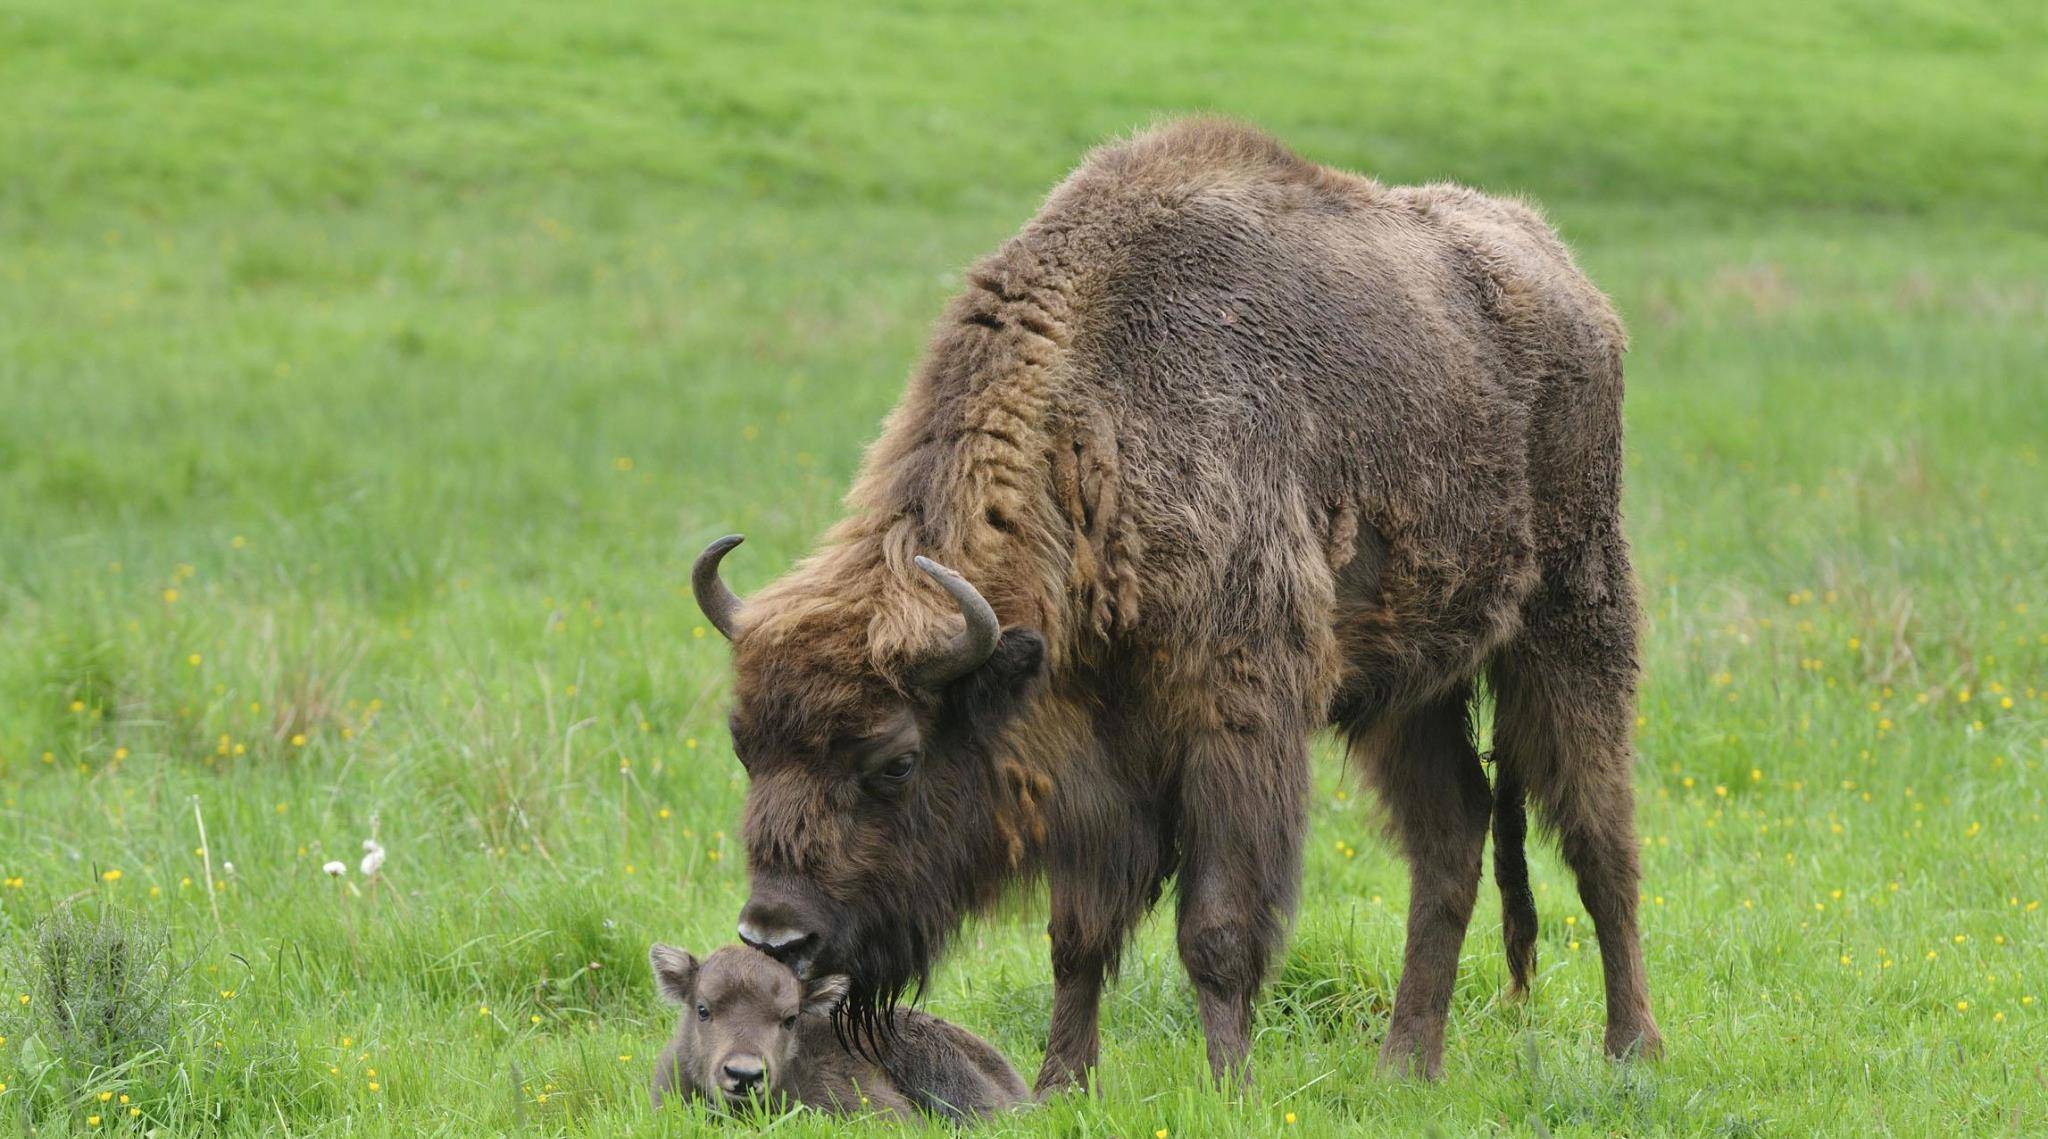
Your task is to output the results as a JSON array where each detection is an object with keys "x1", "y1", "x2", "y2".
[{"x1": 1046, "y1": 117, "x2": 1339, "y2": 216}]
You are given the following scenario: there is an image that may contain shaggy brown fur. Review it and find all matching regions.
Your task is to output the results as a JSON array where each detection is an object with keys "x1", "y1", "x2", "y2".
[
  {"x1": 649, "y1": 944, "x2": 1029, "y2": 1121},
  {"x1": 703, "y1": 117, "x2": 1661, "y2": 1088}
]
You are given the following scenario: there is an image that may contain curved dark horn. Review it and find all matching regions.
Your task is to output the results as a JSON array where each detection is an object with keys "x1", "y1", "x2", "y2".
[
  {"x1": 692, "y1": 534, "x2": 747, "y2": 640},
  {"x1": 907, "y1": 556, "x2": 1001, "y2": 687}
]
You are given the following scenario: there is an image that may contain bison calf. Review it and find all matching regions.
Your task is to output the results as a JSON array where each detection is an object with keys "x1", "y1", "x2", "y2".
[{"x1": 649, "y1": 943, "x2": 1028, "y2": 1122}]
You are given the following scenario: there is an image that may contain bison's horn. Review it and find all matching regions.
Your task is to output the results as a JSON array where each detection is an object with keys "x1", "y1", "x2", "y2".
[
  {"x1": 907, "y1": 556, "x2": 1001, "y2": 687},
  {"x1": 692, "y1": 534, "x2": 748, "y2": 640}
]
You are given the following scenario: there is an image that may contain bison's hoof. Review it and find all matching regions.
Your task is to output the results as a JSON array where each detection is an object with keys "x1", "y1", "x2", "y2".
[
  {"x1": 1605, "y1": 1022, "x2": 1664, "y2": 1062},
  {"x1": 1031, "y1": 1069, "x2": 1088, "y2": 1101},
  {"x1": 1375, "y1": 1037, "x2": 1445, "y2": 1082}
]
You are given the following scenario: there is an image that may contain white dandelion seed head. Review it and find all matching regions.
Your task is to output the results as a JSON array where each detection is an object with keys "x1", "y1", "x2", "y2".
[
  {"x1": 323, "y1": 861, "x2": 346, "y2": 877},
  {"x1": 359, "y1": 839, "x2": 385, "y2": 878},
  {"x1": 222, "y1": 860, "x2": 236, "y2": 876}
]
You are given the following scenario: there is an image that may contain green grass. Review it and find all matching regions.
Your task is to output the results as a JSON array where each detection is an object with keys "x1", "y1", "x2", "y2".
[{"x1": 1, "y1": 0, "x2": 2044, "y2": 1134}]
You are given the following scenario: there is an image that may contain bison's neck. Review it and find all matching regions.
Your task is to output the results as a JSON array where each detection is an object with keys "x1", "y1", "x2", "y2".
[{"x1": 766, "y1": 246, "x2": 1130, "y2": 678}]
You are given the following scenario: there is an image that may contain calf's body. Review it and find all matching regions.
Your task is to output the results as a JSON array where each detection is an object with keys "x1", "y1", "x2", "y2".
[{"x1": 650, "y1": 944, "x2": 1027, "y2": 1121}]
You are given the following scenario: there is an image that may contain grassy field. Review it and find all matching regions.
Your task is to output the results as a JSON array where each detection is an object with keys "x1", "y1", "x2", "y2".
[{"x1": 2, "y1": 1, "x2": 2045, "y2": 1134}]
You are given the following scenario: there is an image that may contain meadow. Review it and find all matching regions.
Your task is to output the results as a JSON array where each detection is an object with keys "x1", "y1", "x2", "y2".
[{"x1": 1, "y1": 1, "x2": 2044, "y2": 1134}]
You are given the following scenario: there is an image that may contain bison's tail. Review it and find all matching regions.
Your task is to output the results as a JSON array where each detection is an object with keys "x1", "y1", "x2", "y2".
[{"x1": 1492, "y1": 761, "x2": 1537, "y2": 999}]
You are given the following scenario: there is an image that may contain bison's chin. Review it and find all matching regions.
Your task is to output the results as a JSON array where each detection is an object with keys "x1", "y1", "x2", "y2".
[{"x1": 825, "y1": 897, "x2": 957, "y2": 1056}]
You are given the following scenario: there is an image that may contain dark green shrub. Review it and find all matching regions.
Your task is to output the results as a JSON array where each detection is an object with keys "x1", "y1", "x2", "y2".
[{"x1": 6, "y1": 903, "x2": 180, "y2": 1073}]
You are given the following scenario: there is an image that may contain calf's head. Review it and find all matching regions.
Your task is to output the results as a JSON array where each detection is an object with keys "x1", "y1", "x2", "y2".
[
  {"x1": 693, "y1": 536, "x2": 1047, "y2": 1034},
  {"x1": 650, "y1": 943, "x2": 848, "y2": 1108}
]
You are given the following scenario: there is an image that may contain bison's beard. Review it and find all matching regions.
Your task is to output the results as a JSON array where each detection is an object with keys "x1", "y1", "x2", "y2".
[
  {"x1": 827, "y1": 889, "x2": 956, "y2": 1059},
  {"x1": 767, "y1": 756, "x2": 1028, "y2": 1057}
]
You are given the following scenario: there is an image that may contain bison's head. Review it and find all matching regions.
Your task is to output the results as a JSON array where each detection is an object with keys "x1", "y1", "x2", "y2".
[{"x1": 692, "y1": 535, "x2": 1047, "y2": 1040}]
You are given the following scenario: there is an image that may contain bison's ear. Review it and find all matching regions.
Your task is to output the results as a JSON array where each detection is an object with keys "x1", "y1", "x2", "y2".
[
  {"x1": 945, "y1": 627, "x2": 1046, "y2": 735},
  {"x1": 802, "y1": 973, "x2": 850, "y2": 1018},
  {"x1": 649, "y1": 944, "x2": 699, "y2": 1004}
]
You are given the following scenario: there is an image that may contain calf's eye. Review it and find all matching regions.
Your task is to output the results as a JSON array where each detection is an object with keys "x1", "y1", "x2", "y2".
[
  {"x1": 782, "y1": 1015, "x2": 797, "y2": 1031},
  {"x1": 695, "y1": 1003, "x2": 710, "y2": 1022}
]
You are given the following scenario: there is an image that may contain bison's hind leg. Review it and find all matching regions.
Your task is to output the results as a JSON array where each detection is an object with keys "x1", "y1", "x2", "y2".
[
  {"x1": 1489, "y1": 574, "x2": 1662, "y2": 1061},
  {"x1": 1348, "y1": 685, "x2": 1492, "y2": 1080}
]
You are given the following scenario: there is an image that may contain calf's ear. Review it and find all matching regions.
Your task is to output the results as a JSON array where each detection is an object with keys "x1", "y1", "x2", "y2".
[
  {"x1": 946, "y1": 627, "x2": 1046, "y2": 735},
  {"x1": 649, "y1": 944, "x2": 699, "y2": 1004},
  {"x1": 802, "y1": 974, "x2": 850, "y2": 1018}
]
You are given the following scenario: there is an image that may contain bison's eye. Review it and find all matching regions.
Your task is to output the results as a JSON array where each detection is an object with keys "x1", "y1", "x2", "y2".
[
  {"x1": 877, "y1": 753, "x2": 916, "y2": 783},
  {"x1": 695, "y1": 1003, "x2": 710, "y2": 1022},
  {"x1": 781, "y1": 1014, "x2": 797, "y2": 1031}
]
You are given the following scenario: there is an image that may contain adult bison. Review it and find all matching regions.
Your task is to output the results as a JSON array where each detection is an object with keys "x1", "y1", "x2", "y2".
[{"x1": 692, "y1": 118, "x2": 1660, "y2": 1087}]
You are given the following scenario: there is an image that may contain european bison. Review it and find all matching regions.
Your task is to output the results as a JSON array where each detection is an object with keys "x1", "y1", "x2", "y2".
[
  {"x1": 649, "y1": 943, "x2": 1029, "y2": 1120},
  {"x1": 692, "y1": 117, "x2": 1660, "y2": 1087}
]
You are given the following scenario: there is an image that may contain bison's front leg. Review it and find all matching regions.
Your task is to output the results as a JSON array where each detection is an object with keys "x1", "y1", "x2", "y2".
[
  {"x1": 1037, "y1": 899, "x2": 1111, "y2": 1096},
  {"x1": 1036, "y1": 793, "x2": 1167, "y2": 1096},
  {"x1": 1173, "y1": 723, "x2": 1310, "y2": 1085}
]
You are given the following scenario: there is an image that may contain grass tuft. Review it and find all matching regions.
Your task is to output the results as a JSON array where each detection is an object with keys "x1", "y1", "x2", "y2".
[{"x1": 12, "y1": 905, "x2": 180, "y2": 1074}]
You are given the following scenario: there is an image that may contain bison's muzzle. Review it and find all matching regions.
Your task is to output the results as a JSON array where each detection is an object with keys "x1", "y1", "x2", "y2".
[{"x1": 737, "y1": 880, "x2": 830, "y2": 978}]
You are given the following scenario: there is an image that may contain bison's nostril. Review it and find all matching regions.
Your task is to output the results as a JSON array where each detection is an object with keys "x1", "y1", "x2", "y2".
[
  {"x1": 739, "y1": 894, "x2": 824, "y2": 973},
  {"x1": 737, "y1": 919, "x2": 814, "y2": 958}
]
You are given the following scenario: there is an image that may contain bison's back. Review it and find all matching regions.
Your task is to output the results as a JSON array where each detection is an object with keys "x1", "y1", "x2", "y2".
[
  {"x1": 1045, "y1": 120, "x2": 1625, "y2": 700},
  {"x1": 1066, "y1": 120, "x2": 1619, "y2": 488}
]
